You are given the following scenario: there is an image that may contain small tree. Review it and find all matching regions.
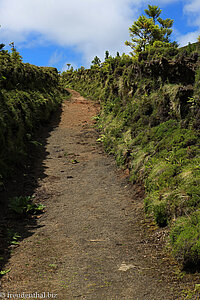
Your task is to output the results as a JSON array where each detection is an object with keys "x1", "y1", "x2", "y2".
[
  {"x1": 9, "y1": 42, "x2": 22, "y2": 62},
  {"x1": 125, "y1": 5, "x2": 175, "y2": 56},
  {"x1": 105, "y1": 50, "x2": 110, "y2": 60},
  {"x1": 0, "y1": 43, "x2": 5, "y2": 51},
  {"x1": 0, "y1": 26, "x2": 5, "y2": 51},
  {"x1": 91, "y1": 56, "x2": 101, "y2": 66}
]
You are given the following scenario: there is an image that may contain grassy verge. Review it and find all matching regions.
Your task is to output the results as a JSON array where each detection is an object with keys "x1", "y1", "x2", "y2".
[
  {"x1": 62, "y1": 50, "x2": 200, "y2": 269},
  {"x1": 0, "y1": 50, "x2": 68, "y2": 185}
]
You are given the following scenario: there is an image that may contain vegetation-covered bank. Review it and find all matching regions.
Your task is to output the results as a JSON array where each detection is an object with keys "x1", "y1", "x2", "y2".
[
  {"x1": 62, "y1": 45, "x2": 200, "y2": 268},
  {"x1": 0, "y1": 49, "x2": 68, "y2": 189}
]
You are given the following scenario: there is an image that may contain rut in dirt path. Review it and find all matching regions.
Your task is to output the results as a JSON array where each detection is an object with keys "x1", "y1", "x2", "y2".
[{"x1": 1, "y1": 90, "x2": 185, "y2": 299}]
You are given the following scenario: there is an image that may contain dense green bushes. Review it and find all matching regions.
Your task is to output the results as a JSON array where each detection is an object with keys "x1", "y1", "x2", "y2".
[
  {"x1": 170, "y1": 212, "x2": 200, "y2": 268},
  {"x1": 63, "y1": 48, "x2": 200, "y2": 268},
  {"x1": 0, "y1": 50, "x2": 67, "y2": 183},
  {"x1": 0, "y1": 50, "x2": 59, "y2": 90}
]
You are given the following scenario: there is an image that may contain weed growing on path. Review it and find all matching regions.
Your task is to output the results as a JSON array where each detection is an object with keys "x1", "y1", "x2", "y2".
[{"x1": 8, "y1": 195, "x2": 45, "y2": 216}]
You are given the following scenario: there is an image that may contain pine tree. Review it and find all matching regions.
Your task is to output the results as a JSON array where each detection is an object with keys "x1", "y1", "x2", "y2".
[
  {"x1": 144, "y1": 5, "x2": 161, "y2": 24},
  {"x1": 125, "y1": 5, "x2": 175, "y2": 55},
  {"x1": 91, "y1": 56, "x2": 101, "y2": 67},
  {"x1": 105, "y1": 51, "x2": 109, "y2": 60},
  {"x1": 0, "y1": 26, "x2": 5, "y2": 51},
  {"x1": 9, "y1": 42, "x2": 22, "y2": 62}
]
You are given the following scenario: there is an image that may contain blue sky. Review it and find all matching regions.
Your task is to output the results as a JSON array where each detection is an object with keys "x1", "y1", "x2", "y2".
[{"x1": 0, "y1": 0, "x2": 199, "y2": 71}]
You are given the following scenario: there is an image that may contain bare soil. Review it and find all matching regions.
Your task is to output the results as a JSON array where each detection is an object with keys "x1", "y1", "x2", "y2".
[{"x1": 0, "y1": 90, "x2": 199, "y2": 299}]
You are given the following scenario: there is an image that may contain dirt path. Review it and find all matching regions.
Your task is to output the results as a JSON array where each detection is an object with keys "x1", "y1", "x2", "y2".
[{"x1": 0, "y1": 90, "x2": 193, "y2": 299}]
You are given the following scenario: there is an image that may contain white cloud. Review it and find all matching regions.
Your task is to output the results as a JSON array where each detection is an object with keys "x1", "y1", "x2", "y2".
[
  {"x1": 0, "y1": 0, "x2": 142, "y2": 64},
  {"x1": 48, "y1": 50, "x2": 64, "y2": 67},
  {"x1": 177, "y1": 31, "x2": 199, "y2": 46},
  {"x1": 174, "y1": 0, "x2": 200, "y2": 47},
  {"x1": 1, "y1": 0, "x2": 199, "y2": 66},
  {"x1": 184, "y1": 0, "x2": 200, "y2": 14},
  {"x1": 183, "y1": 0, "x2": 200, "y2": 29}
]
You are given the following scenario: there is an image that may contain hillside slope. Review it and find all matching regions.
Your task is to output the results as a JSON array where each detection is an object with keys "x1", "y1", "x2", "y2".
[
  {"x1": 62, "y1": 47, "x2": 200, "y2": 268},
  {"x1": 2, "y1": 90, "x2": 196, "y2": 299},
  {"x1": 0, "y1": 50, "x2": 68, "y2": 194}
]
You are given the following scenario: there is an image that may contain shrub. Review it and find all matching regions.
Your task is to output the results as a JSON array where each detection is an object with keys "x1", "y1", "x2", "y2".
[
  {"x1": 0, "y1": 50, "x2": 67, "y2": 179},
  {"x1": 63, "y1": 43, "x2": 200, "y2": 268},
  {"x1": 145, "y1": 41, "x2": 178, "y2": 60},
  {"x1": 9, "y1": 195, "x2": 45, "y2": 216},
  {"x1": 153, "y1": 201, "x2": 169, "y2": 227},
  {"x1": 170, "y1": 212, "x2": 200, "y2": 268}
]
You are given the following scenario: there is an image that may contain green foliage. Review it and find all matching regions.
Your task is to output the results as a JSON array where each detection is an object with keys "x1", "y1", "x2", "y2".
[
  {"x1": 0, "y1": 48, "x2": 66, "y2": 180},
  {"x1": 9, "y1": 42, "x2": 22, "y2": 63},
  {"x1": 62, "y1": 41, "x2": 200, "y2": 268},
  {"x1": 144, "y1": 5, "x2": 162, "y2": 22},
  {"x1": 144, "y1": 41, "x2": 178, "y2": 60},
  {"x1": 0, "y1": 43, "x2": 5, "y2": 51},
  {"x1": 9, "y1": 195, "x2": 45, "y2": 216},
  {"x1": 105, "y1": 50, "x2": 110, "y2": 60},
  {"x1": 0, "y1": 268, "x2": 11, "y2": 276},
  {"x1": 0, "y1": 26, "x2": 5, "y2": 51},
  {"x1": 170, "y1": 212, "x2": 200, "y2": 267},
  {"x1": 153, "y1": 201, "x2": 168, "y2": 227},
  {"x1": 7, "y1": 229, "x2": 21, "y2": 245},
  {"x1": 125, "y1": 5, "x2": 176, "y2": 56},
  {"x1": 91, "y1": 56, "x2": 101, "y2": 67},
  {"x1": 66, "y1": 63, "x2": 71, "y2": 70},
  {"x1": 182, "y1": 284, "x2": 200, "y2": 299}
]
